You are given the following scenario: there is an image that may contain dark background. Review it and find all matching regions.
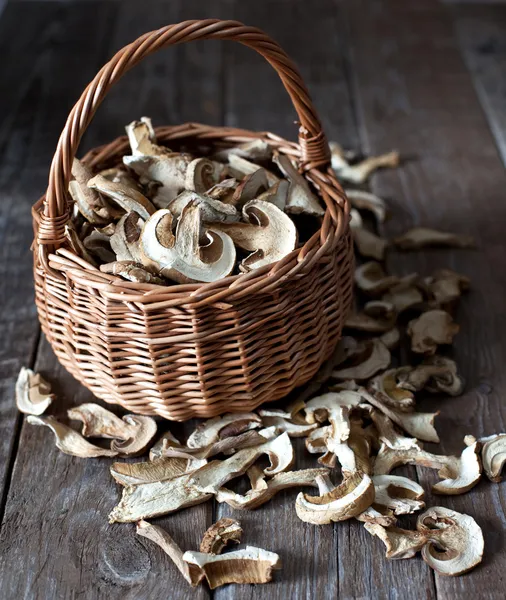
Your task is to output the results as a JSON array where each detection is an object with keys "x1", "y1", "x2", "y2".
[{"x1": 1, "y1": 1, "x2": 506, "y2": 599}]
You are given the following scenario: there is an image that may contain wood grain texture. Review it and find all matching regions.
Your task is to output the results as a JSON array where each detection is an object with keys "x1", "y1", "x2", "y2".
[
  {"x1": 452, "y1": 3, "x2": 506, "y2": 167},
  {"x1": 344, "y1": 0, "x2": 506, "y2": 597}
]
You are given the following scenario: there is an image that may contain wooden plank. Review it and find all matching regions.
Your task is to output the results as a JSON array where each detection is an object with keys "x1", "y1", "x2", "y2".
[
  {"x1": 451, "y1": 3, "x2": 506, "y2": 166},
  {"x1": 343, "y1": 0, "x2": 506, "y2": 597},
  {"x1": 0, "y1": 1, "x2": 219, "y2": 598}
]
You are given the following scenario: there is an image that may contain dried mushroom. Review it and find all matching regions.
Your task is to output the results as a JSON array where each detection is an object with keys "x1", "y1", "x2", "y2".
[
  {"x1": 344, "y1": 189, "x2": 386, "y2": 223},
  {"x1": 100, "y1": 261, "x2": 165, "y2": 285},
  {"x1": 407, "y1": 310, "x2": 459, "y2": 354},
  {"x1": 227, "y1": 154, "x2": 280, "y2": 187},
  {"x1": 168, "y1": 191, "x2": 239, "y2": 223},
  {"x1": 479, "y1": 433, "x2": 506, "y2": 482},
  {"x1": 199, "y1": 518, "x2": 243, "y2": 554},
  {"x1": 332, "y1": 339, "x2": 391, "y2": 380},
  {"x1": 82, "y1": 229, "x2": 115, "y2": 263},
  {"x1": 353, "y1": 227, "x2": 387, "y2": 261},
  {"x1": 368, "y1": 369, "x2": 415, "y2": 412},
  {"x1": 392, "y1": 227, "x2": 475, "y2": 251},
  {"x1": 88, "y1": 174, "x2": 156, "y2": 220},
  {"x1": 27, "y1": 416, "x2": 117, "y2": 458},
  {"x1": 110, "y1": 457, "x2": 188, "y2": 486},
  {"x1": 15, "y1": 367, "x2": 54, "y2": 416},
  {"x1": 330, "y1": 144, "x2": 399, "y2": 184},
  {"x1": 397, "y1": 356, "x2": 464, "y2": 396},
  {"x1": 422, "y1": 268, "x2": 470, "y2": 307},
  {"x1": 214, "y1": 138, "x2": 272, "y2": 162},
  {"x1": 355, "y1": 262, "x2": 399, "y2": 296},
  {"x1": 187, "y1": 413, "x2": 261, "y2": 449},
  {"x1": 182, "y1": 546, "x2": 281, "y2": 589},
  {"x1": 70, "y1": 159, "x2": 119, "y2": 225},
  {"x1": 110, "y1": 212, "x2": 144, "y2": 262},
  {"x1": 273, "y1": 153, "x2": 324, "y2": 216}
]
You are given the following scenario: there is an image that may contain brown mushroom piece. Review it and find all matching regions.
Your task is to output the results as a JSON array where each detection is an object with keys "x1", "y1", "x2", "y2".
[
  {"x1": 392, "y1": 227, "x2": 475, "y2": 251},
  {"x1": 407, "y1": 310, "x2": 459, "y2": 355},
  {"x1": 422, "y1": 268, "x2": 470, "y2": 308},
  {"x1": 370, "y1": 475, "x2": 425, "y2": 515},
  {"x1": 199, "y1": 518, "x2": 243, "y2": 554},
  {"x1": 214, "y1": 138, "x2": 272, "y2": 162},
  {"x1": 64, "y1": 223, "x2": 97, "y2": 266},
  {"x1": 185, "y1": 158, "x2": 220, "y2": 194},
  {"x1": 126, "y1": 117, "x2": 170, "y2": 157},
  {"x1": 397, "y1": 356, "x2": 464, "y2": 397},
  {"x1": 212, "y1": 199, "x2": 297, "y2": 272},
  {"x1": 380, "y1": 327, "x2": 401, "y2": 350},
  {"x1": 68, "y1": 403, "x2": 157, "y2": 456},
  {"x1": 295, "y1": 472, "x2": 375, "y2": 524},
  {"x1": 186, "y1": 413, "x2": 262, "y2": 449},
  {"x1": 70, "y1": 159, "x2": 119, "y2": 225},
  {"x1": 100, "y1": 261, "x2": 165, "y2": 285},
  {"x1": 332, "y1": 339, "x2": 391, "y2": 381},
  {"x1": 353, "y1": 227, "x2": 388, "y2": 261},
  {"x1": 182, "y1": 546, "x2": 281, "y2": 589},
  {"x1": 382, "y1": 280, "x2": 424, "y2": 313},
  {"x1": 331, "y1": 148, "x2": 399, "y2": 184},
  {"x1": 27, "y1": 415, "x2": 118, "y2": 458},
  {"x1": 136, "y1": 520, "x2": 203, "y2": 586},
  {"x1": 227, "y1": 154, "x2": 280, "y2": 187},
  {"x1": 99, "y1": 167, "x2": 142, "y2": 190},
  {"x1": 167, "y1": 191, "x2": 239, "y2": 224},
  {"x1": 110, "y1": 457, "x2": 189, "y2": 486},
  {"x1": 140, "y1": 204, "x2": 236, "y2": 284},
  {"x1": 272, "y1": 153, "x2": 325, "y2": 216},
  {"x1": 82, "y1": 229, "x2": 116, "y2": 263},
  {"x1": 354, "y1": 262, "x2": 400, "y2": 296},
  {"x1": 368, "y1": 369, "x2": 416, "y2": 412},
  {"x1": 231, "y1": 168, "x2": 269, "y2": 207},
  {"x1": 479, "y1": 433, "x2": 506, "y2": 482},
  {"x1": 344, "y1": 310, "x2": 396, "y2": 334},
  {"x1": 259, "y1": 415, "x2": 318, "y2": 437},
  {"x1": 256, "y1": 179, "x2": 290, "y2": 211},
  {"x1": 206, "y1": 178, "x2": 238, "y2": 203},
  {"x1": 344, "y1": 189, "x2": 387, "y2": 223},
  {"x1": 110, "y1": 212, "x2": 145, "y2": 262},
  {"x1": 88, "y1": 174, "x2": 156, "y2": 221},
  {"x1": 15, "y1": 367, "x2": 54, "y2": 416}
]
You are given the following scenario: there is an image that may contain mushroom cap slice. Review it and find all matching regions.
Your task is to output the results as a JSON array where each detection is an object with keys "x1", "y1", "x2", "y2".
[
  {"x1": 15, "y1": 367, "x2": 54, "y2": 416},
  {"x1": 82, "y1": 229, "x2": 116, "y2": 263},
  {"x1": 182, "y1": 546, "x2": 281, "y2": 589},
  {"x1": 397, "y1": 356, "x2": 464, "y2": 397},
  {"x1": 332, "y1": 150, "x2": 399, "y2": 184},
  {"x1": 407, "y1": 310, "x2": 460, "y2": 355},
  {"x1": 480, "y1": 433, "x2": 506, "y2": 482},
  {"x1": 423, "y1": 268, "x2": 470, "y2": 308},
  {"x1": 353, "y1": 227, "x2": 388, "y2": 261},
  {"x1": 213, "y1": 200, "x2": 298, "y2": 272},
  {"x1": 88, "y1": 174, "x2": 156, "y2": 220},
  {"x1": 100, "y1": 261, "x2": 165, "y2": 285},
  {"x1": 260, "y1": 415, "x2": 318, "y2": 437},
  {"x1": 168, "y1": 190, "x2": 239, "y2": 223},
  {"x1": 231, "y1": 168, "x2": 269, "y2": 207},
  {"x1": 393, "y1": 227, "x2": 475, "y2": 251},
  {"x1": 110, "y1": 457, "x2": 189, "y2": 486},
  {"x1": 344, "y1": 189, "x2": 386, "y2": 223},
  {"x1": 70, "y1": 159, "x2": 120, "y2": 224},
  {"x1": 295, "y1": 472, "x2": 375, "y2": 524},
  {"x1": 332, "y1": 339, "x2": 391, "y2": 381},
  {"x1": 418, "y1": 507, "x2": 484, "y2": 576},
  {"x1": 199, "y1": 518, "x2": 243, "y2": 554},
  {"x1": 368, "y1": 369, "x2": 415, "y2": 412},
  {"x1": 110, "y1": 212, "x2": 144, "y2": 262},
  {"x1": 355, "y1": 262, "x2": 400, "y2": 296},
  {"x1": 364, "y1": 523, "x2": 427, "y2": 559},
  {"x1": 273, "y1": 153, "x2": 324, "y2": 216},
  {"x1": 110, "y1": 415, "x2": 158, "y2": 456},
  {"x1": 372, "y1": 475, "x2": 425, "y2": 515},
  {"x1": 382, "y1": 281, "x2": 424, "y2": 313},
  {"x1": 126, "y1": 118, "x2": 171, "y2": 157},
  {"x1": 227, "y1": 154, "x2": 280, "y2": 187},
  {"x1": 140, "y1": 204, "x2": 236, "y2": 284},
  {"x1": 432, "y1": 436, "x2": 481, "y2": 495},
  {"x1": 206, "y1": 178, "x2": 238, "y2": 203},
  {"x1": 68, "y1": 403, "x2": 133, "y2": 439},
  {"x1": 185, "y1": 158, "x2": 220, "y2": 194},
  {"x1": 27, "y1": 415, "x2": 117, "y2": 458},
  {"x1": 186, "y1": 413, "x2": 262, "y2": 449}
]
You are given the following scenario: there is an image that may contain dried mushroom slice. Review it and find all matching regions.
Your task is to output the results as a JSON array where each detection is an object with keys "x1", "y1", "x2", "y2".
[
  {"x1": 371, "y1": 475, "x2": 425, "y2": 515},
  {"x1": 214, "y1": 139, "x2": 272, "y2": 162},
  {"x1": 110, "y1": 457, "x2": 188, "y2": 486},
  {"x1": 168, "y1": 191, "x2": 239, "y2": 223},
  {"x1": 259, "y1": 415, "x2": 318, "y2": 437},
  {"x1": 407, "y1": 310, "x2": 459, "y2": 355},
  {"x1": 355, "y1": 262, "x2": 400, "y2": 296},
  {"x1": 110, "y1": 415, "x2": 158, "y2": 456},
  {"x1": 15, "y1": 367, "x2": 54, "y2": 416},
  {"x1": 331, "y1": 147, "x2": 399, "y2": 184},
  {"x1": 88, "y1": 174, "x2": 156, "y2": 221},
  {"x1": 332, "y1": 339, "x2": 391, "y2": 381},
  {"x1": 140, "y1": 204, "x2": 236, "y2": 284},
  {"x1": 368, "y1": 369, "x2": 415, "y2": 412},
  {"x1": 27, "y1": 415, "x2": 117, "y2": 458},
  {"x1": 70, "y1": 159, "x2": 119, "y2": 225},
  {"x1": 295, "y1": 472, "x2": 375, "y2": 524},
  {"x1": 110, "y1": 212, "x2": 144, "y2": 262},
  {"x1": 199, "y1": 518, "x2": 243, "y2": 554},
  {"x1": 392, "y1": 227, "x2": 475, "y2": 251},
  {"x1": 344, "y1": 310, "x2": 396, "y2": 333},
  {"x1": 422, "y1": 268, "x2": 470, "y2": 308},
  {"x1": 64, "y1": 223, "x2": 97, "y2": 266},
  {"x1": 136, "y1": 520, "x2": 203, "y2": 586},
  {"x1": 82, "y1": 229, "x2": 116, "y2": 263},
  {"x1": 187, "y1": 413, "x2": 261, "y2": 449},
  {"x1": 206, "y1": 178, "x2": 238, "y2": 203},
  {"x1": 227, "y1": 154, "x2": 280, "y2": 187},
  {"x1": 182, "y1": 546, "x2": 281, "y2": 589},
  {"x1": 364, "y1": 523, "x2": 427, "y2": 559},
  {"x1": 100, "y1": 261, "x2": 165, "y2": 285},
  {"x1": 353, "y1": 227, "x2": 388, "y2": 261},
  {"x1": 379, "y1": 327, "x2": 401, "y2": 350},
  {"x1": 126, "y1": 118, "x2": 171, "y2": 157},
  {"x1": 382, "y1": 281, "x2": 424, "y2": 313},
  {"x1": 212, "y1": 199, "x2": 298, "y2": 272},
  {"x1": 344, "y1": 189, "x2": 387, "y2": 223},
  {"x1": 480, "y1": 433, "x2": 506, "y2": 482},
  {"x1": 231, "y1": 168, "x2": 269, "y2": 207},
  {"x1": 397, "y1": 356, "x2": 464, "y2": 397},
  {"x1": 273, "y1": 153, "x2": 325, "y2": 216},
  {"x1": 256, "y1": 180, "x2": 289, "y2": 211},
  {"x1": 185, "y1": 158, "x2": 220, "y2": 194}
]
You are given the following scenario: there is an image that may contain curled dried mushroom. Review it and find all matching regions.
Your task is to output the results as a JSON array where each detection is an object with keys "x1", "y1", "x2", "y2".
[{"x1": 15, "y1": 367, "x2": 54, "y2": 416}]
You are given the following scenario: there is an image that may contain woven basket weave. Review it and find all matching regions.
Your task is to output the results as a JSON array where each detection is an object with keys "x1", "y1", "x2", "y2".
[{"x1": 31, "y1": 19, "x2": 353, "y2": 421}]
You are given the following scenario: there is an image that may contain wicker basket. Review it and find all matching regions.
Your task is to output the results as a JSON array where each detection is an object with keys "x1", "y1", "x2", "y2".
[{"x1": 31, "y1": 19, "x2": 353, "y2": 421}]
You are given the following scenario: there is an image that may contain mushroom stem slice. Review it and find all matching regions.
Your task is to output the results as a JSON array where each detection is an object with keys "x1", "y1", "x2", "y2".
[
  {"x1": 110, "y1": 457, "x2": 189, "y2": 486},
  {"x1": 136, "y1": 520, "x2": 203, "y2": 586},
  {"x1": 372, "y1": 475, "x2": 425, "y2": 515},
  {"x1": 332, "y1": 150, "x2": 399, "y2": 184},
  {"x1": 126, "y1": 118, "x2": 170, "y2": 157},
  {"x1": 88, "y1": 174, "x2": 156, "y2": 220},
  {"x1": 100, "y1": 261, "x2": 165, "y2": 285},
  {"x1": 364, "y1": 523, "x2": 427, "y2": 559},
  {"x1": 110, "y1": 212, "x2": 145, "y2": 262},
  {"x1": 182, "y1": 546, "x2": 281, "y2": 589},
  {"x1": 295, "y1": 472, "x2": 375, "y2": 524},
  {"x1": 273, "y1": 153, "x2": 324, "y2": 216},
  {"x1": 480, "y1": 433, "x2": 506, "y2": 482},
  {"x1": 168, "y1": 191, "x2": 239, "y2": 223},
  {"x1": 15, "y1": 367, "x2": 54, "y2": 415},
  {"x1": 392, "y1": 227, "x2": 475, "y2": 251},
  {"x1": 187, "y1": 413, "x2": 262, "y2": 449},
  {"x1": 27, "y1": 416, "x2": 117, "y2": 458},
  {"x1": 68, "y1": 403, "x2": 132, "y2": 439},
  {"x1": 199, "y1": 518, "x2": 243, "y2": 554},
  {"x1": 407, "y1": 310, "x2": 460, "y2": 355}
]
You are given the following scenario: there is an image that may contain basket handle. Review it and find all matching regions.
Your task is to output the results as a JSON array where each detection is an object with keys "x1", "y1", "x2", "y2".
[{"x1": 37, "y1": 19, "x2": 332, "y2": 249}]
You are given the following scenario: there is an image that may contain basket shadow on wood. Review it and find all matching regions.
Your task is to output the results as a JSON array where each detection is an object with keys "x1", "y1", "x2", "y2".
[{"x1": 31, "y1": 20, "x2": 353, "y2": 420}]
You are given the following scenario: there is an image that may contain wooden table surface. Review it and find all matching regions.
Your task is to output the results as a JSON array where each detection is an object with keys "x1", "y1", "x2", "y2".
[{"x1": 1, "y1": 0, "x2": 506, "y2": 598}]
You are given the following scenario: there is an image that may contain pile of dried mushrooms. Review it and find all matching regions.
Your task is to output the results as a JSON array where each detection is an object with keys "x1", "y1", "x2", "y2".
[{"x1": 18, "y1": 132, "x2": 501, "y2": 589}]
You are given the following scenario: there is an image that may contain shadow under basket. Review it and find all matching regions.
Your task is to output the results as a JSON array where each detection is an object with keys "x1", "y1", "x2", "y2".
[{"x1": 31, "y1": 19, "x2": 353, "y2": 421}]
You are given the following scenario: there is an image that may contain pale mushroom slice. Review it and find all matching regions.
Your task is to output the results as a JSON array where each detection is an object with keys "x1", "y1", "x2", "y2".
[
  {"x1": 259, "y1": 415, "x2": 318, "y2": 437},
  {"x1": 185, "y1": 158, "x2": 221, "y2": 194},
  {"x1": 363, "y1": 407, "x2": 420, "y2": 451},
  {"x1": 354, "y1": 262, "x2": 400, "y2": 296},
  {"x1": 364, "y1": 523, "x2": 427, "y2": 559},
  {"x1": 110, "y1": 212, "x2": 145, "y2": 262},
  {"x1": 397, "y1": 356, "x2": 464, "y2": 397},
  {"x1": 418, "y1": 507, "x2": 484, "y2": 576},
  {"x1": 407, "y1": 310, "x2": 459, "y2": 355},
  {"x1": 330, "y1": 146, "x2": 400, "y2": 184},
  {"x1": 27, "y1": 415, "x2": 118, "y2": 458},
  {"x1": 362, "y1": 387, "x2": 439, "y2": 443},
  {"x1": 88, "y1": 174, "x2": 156, "y2": 221},
  {"x1": 382, "y1": 280, "x2": 424, "y2": 313},
  {"x1": 70, "y1": 159, "x2": 120, "y2": 225},
  {"x1": 136, "y1": 520, "x2": 203, "y2": 586},
  {"x1": 216, "y1": 467, "x2": 329, "y2": 510},
  {"x1": 392, "y1": 227, "x2": 475, "y2": 251},
  {"x1": 374, "y1": 436, "x2": 482, "y2": 495},
  {"x1": 344, "y1": 310, "x2": 395, "y2": 334},
  {"x1": 227, "y1": 154, "x2": 280, "y2": 187},
  {"x1": 295, "y1": 472, "x2": 375, "y2": 524},
  {"x1": 380, "y1": 327, "x2": 401, "y2": 350},
  {"x1": 349, "y1": 208, "x2": 364, "y2": 230},
  {"x1": 422, "y1": 268, "x2": 470, "y2": 308},
  {"x1": 100, "y1": 261, "x2": 165, "y2": 285},
  {"x1": 64, "y1": 223, "x2": 97, "y2": 266},
  {"x1": 206, "y1": 178, "x2": 238, "y2": 203},
  {"x1": 182, "y1": 546, "x2": 281, "y2": 589},
  {"x1": 123, "y1": 153, "x2": 193, "y2": 208},
  {"x1": 82, "y1": 229, "x2": 116, "y2": 263},
  {"x1": 199, "y1": 518, "x2": 243, "y2": 554},
  {"x1": 344, "y1": 189, "x2": 387, "y2": 223},
  {"x1": 15, "y1": 367, "x2": 54, "y2": 416},
  {"x1": 353, "y1": 227, "x2": 388, "y2": 261},
  {"x1": 273, "y1": 153, "x2": 325, "y2": 216},
  {"x1": 68, "y1": 403, "x2": 157, "y2": 456},
  {"x1": 214, "y1": 139, "x2": 272, "y2": 162},
  {"x1": 371, "y1": 475, "x2": 425, "y2": 515},
  {"x1": 99, "y1": 167, "x2": 142, "y2": 190},
  {"x1": 332, "y1": 339, "x2": 391, "y2": 381},
  {"x1": 110, "y1": 457, "x2": 189, "y2": 486},
  {"x1": 140, "y1": 204, "x2": 236, "y2": 284},
  {"x1": 231, "y1": 168, "x2": 269, "y2": 208},
  {"x1": 149, "y1": 430, "x2": 183, "y2": 461},
  {"x1": 368, "y1": 369, "x2": 415, "y2": 412},
  {"x1": 126, "y1": 118, "x2": 171, "y2": 157},
  {"x1": 167, "y1": 190, "x2": 239, "y2": 224},
  {"x1": 187, "y1": 413, "x2": 261, "y2": 449},
  {"x1": 256, "y1": 179, "x2": 289, "y2": 211},
  {"x1": 480, "y1": 433, "x2": 506, "y2": 482},
  {"x1": 212, "y1": 200, "x2": 298, "y2": 272}
]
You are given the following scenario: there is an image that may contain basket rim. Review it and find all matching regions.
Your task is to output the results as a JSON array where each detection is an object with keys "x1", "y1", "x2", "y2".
[{"x1": 33, "y1": 123, "x2": 350, "y2": 308}]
